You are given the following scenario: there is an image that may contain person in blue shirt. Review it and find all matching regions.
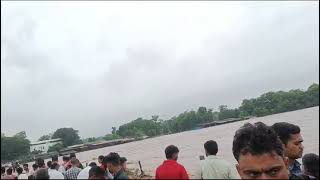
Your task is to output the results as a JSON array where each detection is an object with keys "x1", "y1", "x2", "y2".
[{"x1": 271, "y1": 122, "x2": 304, "y2": 177}]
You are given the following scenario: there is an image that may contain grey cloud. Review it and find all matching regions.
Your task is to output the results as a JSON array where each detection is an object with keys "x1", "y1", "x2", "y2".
[{"x1": 1, "y1": 2, "x2": 318, "y2": 141}]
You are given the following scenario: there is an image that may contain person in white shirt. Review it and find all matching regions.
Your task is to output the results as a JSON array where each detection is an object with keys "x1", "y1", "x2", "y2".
[
  {"x1": 58, "y1": 156, "x2": 69, "y2": 175},
  {"x1": 16, "y1": 167, "x2": 28, "y2": 179},
  {"x1": 48, "y1": 162, "x2": 64, "y2": 179},
  {"x1": 196, "y1": 140, "x2": 239, "y2": 179},
  {"x1": 77, "y1": 162, "x2": 97, "y2": 179}
]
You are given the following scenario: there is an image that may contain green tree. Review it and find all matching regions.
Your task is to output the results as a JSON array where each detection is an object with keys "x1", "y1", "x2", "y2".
[
  {"x1": 51, "y1": 128, "x2": 81, "y2": 147},
  {"x1": 1, "y1": 133, "x2": 30, "y2": 161}
]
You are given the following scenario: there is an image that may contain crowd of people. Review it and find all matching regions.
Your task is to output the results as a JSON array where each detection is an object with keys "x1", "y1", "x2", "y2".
[
  {"x1": 1, "y1": 152, "x2": 128, "y2": 180},
  {"x1": 1, "y1": 122, "x2": 319, "y2": 179}
]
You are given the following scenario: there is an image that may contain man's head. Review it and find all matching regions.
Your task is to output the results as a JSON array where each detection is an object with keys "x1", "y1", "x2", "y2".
[
  {"x1": 6, "y1": 168, "x2": 13, "y2": 175},
  {"x1": 50, "y1": 162, "x2": 59, "y2": 171},
  {"x1": 46, "y1": 161, "x2": 52, "y2": 169},
  {"x1": 16, "y1": 167, "x2": 23, "y2": 175},
  {"x1": 88, "y1": 162, "x2": 97, "y2": 167},
  {"x1": 70, "y1": 157, "x2": 79, "y2": 167},
  {"x1": 271, "y1": 122, "x2": 304, "y2": 160},
  {"x1": 302, "y1": 153, "x2": 319, "y2": 178},
  {"x1": 165, "y1": 145, "x2": 179, "y2": 160},
  {"x1": 233, "y1": 122, "x2": 289, "y2": 179},
  {"x1": 120, "y1": 157, "x2": 127, "y2": 171},
  {"x1": 23, "y1": 164, "x2": 29, "y2": 172},
  {"x1": 98, "y1": 155, "x2": 104, "y2": 164},
  {"x1": 35, "y1": 158, "x2": 45, "y2": 168},
  {"x1": 70, "y1": 153, "x2": 76, "y2": 159},
  {"x1": 35, "y1": 168, "x2": 49, "y2": 179},
  {"x1": 52, "y1": 155, "x2": 58, "y2": 163},
  {"x1": 89, "y1": 165, "x2": 106, "y2": 179},
  {"x1": 204, "y1": 140, "x2": 218, "y2": 156},
  {"x1": 63, "y1": 156, "x2": 70, "y2": 163},
  {"x1": 32, "y1": 164, "x2": 38, "y2": 171},
  {"x1": 103, "y1": 152, "x2": 121, "y2": 174}
]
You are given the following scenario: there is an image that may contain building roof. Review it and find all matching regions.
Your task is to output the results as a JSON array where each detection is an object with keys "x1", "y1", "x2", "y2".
[{"x1": 30, "y1": 138, "x2": 62, "y2": 145}]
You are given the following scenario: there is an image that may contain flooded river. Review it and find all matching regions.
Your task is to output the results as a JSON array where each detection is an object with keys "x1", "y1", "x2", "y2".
[{"x1": 44, "y1": 106, "x2": 319, "y2": 178}]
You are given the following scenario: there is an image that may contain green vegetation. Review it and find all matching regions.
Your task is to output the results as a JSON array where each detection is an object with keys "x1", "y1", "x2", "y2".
[
  {"x1": 51, "y1": 128, "x2": 82, "y2": 147},
  {"x1": 116, "y1": 83, "x2": 319, "y2": 138},
  {"x1": 1, "y1": 131, "x2": 30, "y2": 161},
  {"x1": 1, "y1": 83, "x2": 318, "y2": 161}
]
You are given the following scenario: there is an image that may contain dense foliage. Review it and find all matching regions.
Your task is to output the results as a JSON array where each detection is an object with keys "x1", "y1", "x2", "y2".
[
  {"x1": 1, "y1": 132, "x2": 30, "y2": 161},
  {"x1": 117, "y1": 84, "x2": 319, "y2": 138},
  {"x1": 51, "y1": 128, "x2": 82, "y2": 147}
]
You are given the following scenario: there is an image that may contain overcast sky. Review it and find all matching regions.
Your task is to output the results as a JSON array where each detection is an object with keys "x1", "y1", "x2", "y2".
[{"x1": 1, "y1": 1, "x2": 319, "y2": 141}]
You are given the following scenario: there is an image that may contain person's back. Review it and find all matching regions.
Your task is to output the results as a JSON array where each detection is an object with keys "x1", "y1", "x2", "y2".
[
  {"x1": 65, "y1": 158, "x2": 81, "y2": 180},
  {"x1": 156, "y1": 160, "x2": 188, "y2": 179},
  {"x1": 200, "y1": 156, "x2": 239, "y2": 179},
  {"x1": 198, "y1": 140, "x2": 239, "y2": 179},
  {"x1": 17, "y1": 167, "x2": 28, "y2": 179},
  {"x1": 34, "y1": 168, "x2": 49, "y2": 180},
  {"x1": 77, "y1": 162, "x2": 96, "y2": 179},
  {"x1": 48, "y1": 162, "x2": 64, "y2": 179},
  {"x1": 155, "y1": 145, "x2": 189, "y2": 179}
]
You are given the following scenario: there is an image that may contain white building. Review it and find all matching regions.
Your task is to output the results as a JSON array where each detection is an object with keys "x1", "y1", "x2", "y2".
[{"x1": 30, "y1": 138, "x2": 62, "y2": 153}]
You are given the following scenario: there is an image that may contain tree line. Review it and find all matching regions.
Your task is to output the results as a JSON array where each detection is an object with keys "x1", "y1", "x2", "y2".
[
  {"x1": 1, "y1": 83, "x2": 318, "y2": 162},
  {"x1": 115, "y1": 83, "x2": 319, "y2": 137}
]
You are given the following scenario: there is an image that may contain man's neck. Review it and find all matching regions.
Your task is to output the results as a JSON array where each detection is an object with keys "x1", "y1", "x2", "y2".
[
  {"x1": 288, "y1": 158, "x2": 296, "y2": 166},
  {"x1": 113, "y1": 167, "x2": 122, "y2": 175}
]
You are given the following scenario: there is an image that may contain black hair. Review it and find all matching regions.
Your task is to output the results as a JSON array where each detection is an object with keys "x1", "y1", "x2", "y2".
[
  {"x1": 204, "y1": 140, "x2": 218, "y2": 155},
  {"x1": 232, "y1": 122, "x2": 284, "y2": 161},
  {"x1": 302, "y1": 153, "x2": 319, "y2": 178},
  {"x1": 50, "y1": 162, "x2": 59, "y2": 170},
  {"x1": 120, "y1": 157, "x2": 127, "y2": 164},
  {"x1": 89, "y1": 165, "x2": 105, "y2": 178},
  {"x1": 46, "y1": 161, "x2": 52, "y2": 168},
  {"x1": 1, "y1": 166, "x2": 5, "y2": 174},
  {"x1": 165, "y1": 145, "x2": 179, "y2": 159},
  {"x1": 88, "y1": 162, "x2": 97, "y2": 167},
  {"x1": 70, "y1": 153, "x2": 76, "y2": 158},
  {"x1": 271, "y1": 122, "x2": 301, "y2": 145},
  {"x1": 32, "y1": 164, "x2": 38, "y2": 170},
  {"x1": 98, "y1": 155, "x2": 104, "y2": 160},
  {"x1": 52, "y1": 155, "x2": 58, "y2": 162},
  {"x1": 103, "y1": 152, "x2": 121, "y2": 166},
  {"x1": 63, "y1": 156, "x2": 70, "y2": 161},
  {"x1": 35, "y1": 158, "x2": 45, "y2": 168},
  {"x1": 23, "y1": 164, "x2": 28, "y2": 167},
  {"x1": 16, "y1": 167, "x2": 23, "y2": 174},
  {"x1": 6, "y1": 168, "x2": 13, "y2": 175},
  {"x1": 35, "y1": 168, "x2": 49, "y2": 179}
]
